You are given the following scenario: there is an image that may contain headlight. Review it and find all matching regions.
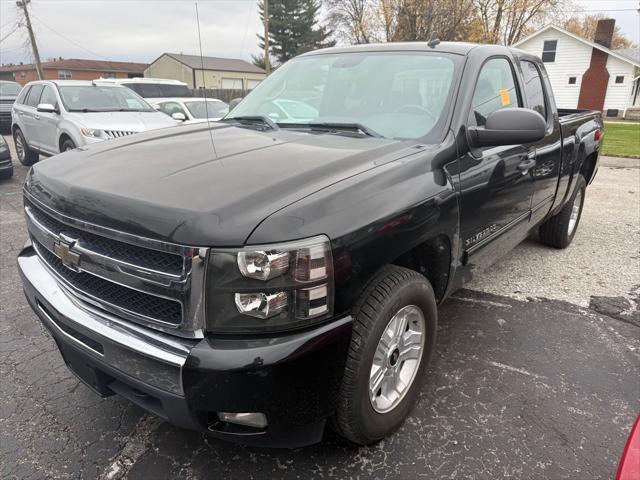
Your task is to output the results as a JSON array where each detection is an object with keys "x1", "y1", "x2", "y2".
[
  {"x1": 80, "y1": 128, "x2": 105, "y2": 138},
  {"x1": 206, "y1": 235, "x2": 334, "y2": 333}
]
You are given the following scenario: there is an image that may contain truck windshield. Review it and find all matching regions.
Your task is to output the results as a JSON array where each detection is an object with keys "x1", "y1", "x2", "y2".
[
  {"x1": 228, "y1": 51, "x2": 459, "y2": 140},
  {"x1": 58, "y1": 85, "x2": 154, "y2": 112}
]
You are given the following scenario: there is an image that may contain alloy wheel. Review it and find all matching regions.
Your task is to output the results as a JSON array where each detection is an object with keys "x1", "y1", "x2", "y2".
[{"x1": 369, "y1": 305, "x2": 426, "y2": 413}]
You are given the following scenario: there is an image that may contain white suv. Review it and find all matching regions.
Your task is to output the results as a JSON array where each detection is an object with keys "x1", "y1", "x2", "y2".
[
  {"x1": 96, "y1": 77, "x2": 192, "y2": 103},
  {"x1": 11, "y1": 80, "x2": 177, "y2": 165}
]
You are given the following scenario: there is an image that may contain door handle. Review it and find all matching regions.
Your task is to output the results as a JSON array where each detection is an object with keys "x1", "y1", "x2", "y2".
[
  {"x1": 34, "y1": 114, "x2": 40, "y2": 120},
  {"x1": 517, "y1": 159, "x2": 536, "y2": 171}
]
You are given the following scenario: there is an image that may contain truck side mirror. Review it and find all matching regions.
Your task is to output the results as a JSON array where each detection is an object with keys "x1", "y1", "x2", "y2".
[{"x1": 468, "y1": 108, "x2": 546, "y2": 147}]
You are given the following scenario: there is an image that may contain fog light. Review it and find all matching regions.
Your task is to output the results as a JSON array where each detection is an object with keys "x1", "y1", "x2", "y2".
[
  {"x1": 235, "y1": 291, "x2": 288, "y2": 318},
  {"x1": 218, "y1": 412, "x2": 268, "y2": 429}
]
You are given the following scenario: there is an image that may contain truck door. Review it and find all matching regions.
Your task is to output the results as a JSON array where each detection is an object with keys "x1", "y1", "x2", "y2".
[
  {"x1": 458, "y1": 57, "x2": 535, "y2": 260},
  {"x1": 519, "y1": 60, "x2": 562, "y2": 225}
]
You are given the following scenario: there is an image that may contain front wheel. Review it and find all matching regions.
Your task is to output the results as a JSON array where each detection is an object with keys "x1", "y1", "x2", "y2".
[
  {"x1": 61, "y1": 138, "x2": 76, "y2": 152},
  {"x1": 539, "y1": 174, "x2": 586, "y2": 249},
  {"x1": 334, "y1": 265, "x2": 437, "y2": 445}
]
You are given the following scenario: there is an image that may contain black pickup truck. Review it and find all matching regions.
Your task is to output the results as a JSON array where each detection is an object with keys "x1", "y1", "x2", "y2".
[{"x1": 18, "y1": 42, "x2": 602, "y2": 448}]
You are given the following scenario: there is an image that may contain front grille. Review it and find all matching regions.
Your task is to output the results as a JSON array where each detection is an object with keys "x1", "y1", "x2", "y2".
[
  {"x1": 23, "y1": 194, "x2": 206, "y2": 336},
  {"x1": 26, "y1": 199, "x2": 184, "y2": 275},
  {"x1": 105, "y1": 130, "x2": 137, "y2": 139},
  {"x1": 34, "y1": 240, "x2": 182, "y2": 325}
]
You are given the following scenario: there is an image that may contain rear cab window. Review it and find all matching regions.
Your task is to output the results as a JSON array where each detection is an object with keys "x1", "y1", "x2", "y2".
[
  {"x1": 468, "y1": 57, "x2": 522, "y2": 127},
  {"x1": 520, "y1": 60, "x2": 547, "y2": 121}
]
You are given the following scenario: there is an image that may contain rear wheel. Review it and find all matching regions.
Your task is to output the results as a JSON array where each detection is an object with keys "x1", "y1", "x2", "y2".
[
  {"x1": 539, "y1": 174, "x2": 586, "y2": 248},
  {"x1": 13, "y1": 129, "x2": 39, "y2": 166},
  {"x1": 334, "y1": 265, "x2": 437, "y2": 445}
]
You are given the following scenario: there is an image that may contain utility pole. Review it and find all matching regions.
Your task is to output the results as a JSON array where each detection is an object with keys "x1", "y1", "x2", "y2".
[
  {"x1": 16, "y1": 0, "x2": 44, "y2": 80},
  {"x1": 263, "y1": 0, "x2": 270, "y2": 74}
]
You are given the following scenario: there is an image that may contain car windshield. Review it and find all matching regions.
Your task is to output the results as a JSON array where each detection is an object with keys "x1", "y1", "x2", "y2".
[
  {"x1": 184, "y1": 100, "x2": 229, "y2": 119},
  {"x1": 0, "y1": 82, "x2": 21, "y2": 96},
  {"x1": 58, "y1": 85, "x2": 154, "y2": 112},
  {"x1": 228, "y1": 51, "x2": 460, "y2": 140},
  {"x1": 124, "y1": 83, "x2": 192, "y2": 98}
]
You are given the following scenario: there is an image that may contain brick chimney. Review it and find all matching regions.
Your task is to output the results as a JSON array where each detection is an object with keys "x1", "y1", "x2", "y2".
[{"x1": 577, "y1": 19, "x2": 615, "y2": 111}]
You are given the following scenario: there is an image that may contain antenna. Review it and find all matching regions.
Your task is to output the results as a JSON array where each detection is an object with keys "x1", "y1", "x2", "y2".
[
  {"x1": 427, "y1": 34, "x2": 440, "y2": 48},
  {"x1": 195, "y1": 2, "x2": 217, "y2": 158}
]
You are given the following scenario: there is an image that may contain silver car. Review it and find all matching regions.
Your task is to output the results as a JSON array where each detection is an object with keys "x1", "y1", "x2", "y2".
[{"x1": 11, "y1": 80, "x2": 177, "y2": 166}]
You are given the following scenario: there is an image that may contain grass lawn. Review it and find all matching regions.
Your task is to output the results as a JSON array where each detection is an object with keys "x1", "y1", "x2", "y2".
[{"x1": 602, "y1": 122, "x2": 640, "y2": 158}]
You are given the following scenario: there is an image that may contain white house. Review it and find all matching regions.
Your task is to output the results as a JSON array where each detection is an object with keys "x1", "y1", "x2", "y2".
[{"x1": 513, "y1": 21, "x2": 640, "y2": 118}]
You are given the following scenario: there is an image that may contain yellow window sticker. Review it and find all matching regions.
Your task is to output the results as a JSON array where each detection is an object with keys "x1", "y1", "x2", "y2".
[{"x1": 499, "y1": 89, "x2": 511, "y2": 106}]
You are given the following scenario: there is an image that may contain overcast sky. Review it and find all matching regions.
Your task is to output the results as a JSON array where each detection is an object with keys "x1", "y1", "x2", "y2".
[{"x1": 0, "y1": 0, "x2": 638, "y2": 66}]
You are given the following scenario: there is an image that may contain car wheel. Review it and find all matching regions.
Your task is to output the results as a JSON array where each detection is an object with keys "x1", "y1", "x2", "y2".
[
  {"x1": 13, "y1": 129, "x2": 39, "y2": 166},
  {"x1": 61, "y1": 138, "x2": 76, "y2": 152},
  {"x1": 334, "y1": 265, "x2": 437, "y2": 445},
  {"x1": 539, "y1": 174, "x2": 586, "y2": 249}
]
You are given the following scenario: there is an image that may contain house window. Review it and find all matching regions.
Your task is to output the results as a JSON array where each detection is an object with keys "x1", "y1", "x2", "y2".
[
  {"x1": 58, "y1": 69, "x2": 72, "y2": 80},
  {"x1": 541, "y1": 40, "x2": 557, "y2": 62},
  {"x1": 615, "y1": 76, "x2": 624, "y2": 84},
  {"x1": 103, "y1": 72, "x2": 116, "y2": 79},
  {"x1": 568, "y1": 76, "x2": 577, "y2": 85}
]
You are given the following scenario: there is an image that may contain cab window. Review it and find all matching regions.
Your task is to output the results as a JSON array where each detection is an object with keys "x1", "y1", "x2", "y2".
[
  {"x1": 469, "y1": 58, "x2": 521, "y2": 127},
  {"x1": 519, "y1": 60, "x2": 547, "y2": 120}
]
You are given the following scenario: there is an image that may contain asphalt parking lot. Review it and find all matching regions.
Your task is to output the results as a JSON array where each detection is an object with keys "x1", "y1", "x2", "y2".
[{"x1": 1, "y1": 134, "x2": 638, "y2": 480}]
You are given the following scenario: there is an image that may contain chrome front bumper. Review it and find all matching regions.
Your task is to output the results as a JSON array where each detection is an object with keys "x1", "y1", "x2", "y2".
[{"x1": 18, "y1": 242, "x2": 196, "y2": 396}]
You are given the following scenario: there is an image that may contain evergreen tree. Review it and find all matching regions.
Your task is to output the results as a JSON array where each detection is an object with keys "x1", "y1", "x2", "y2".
[{"x1": 257, "y1": 0, "x2": 335, "y2": 66}]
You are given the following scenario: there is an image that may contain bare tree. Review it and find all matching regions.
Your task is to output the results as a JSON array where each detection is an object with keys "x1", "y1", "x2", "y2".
[
  {"x1": 325, "y1": 0, "x2": 377, "y2": 44},
  {"x1": 475, "y1": 0, "x2": 567, "y2": 45},
  {"x1": 392, "y1": 0, "x2": 477, "y2": 42}
]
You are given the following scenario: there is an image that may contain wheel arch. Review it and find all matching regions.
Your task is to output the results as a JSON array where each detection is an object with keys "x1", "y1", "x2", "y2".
[
  {"x1": 390, "y1": 234, "x2": 451, "y2": 302},
  {"x1": 58, "y1": 132, "x2": 73, "y2": 152}
]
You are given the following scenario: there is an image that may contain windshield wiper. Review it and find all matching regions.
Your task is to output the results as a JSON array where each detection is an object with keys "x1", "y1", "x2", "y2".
[
  {"x1": 221, "y1": 115, "x2": 279, "y2": 130},
  {"x1": 68, "y1": 108, "x2": 104, "y2": 113},
  {"x1": 278, "y1": 122, "x2": 382, "y2": 138}
]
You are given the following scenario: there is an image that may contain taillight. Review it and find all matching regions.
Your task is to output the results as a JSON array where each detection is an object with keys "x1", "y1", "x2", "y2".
[{"x1": 594, "y1": 129, "x2": 601, "y2": 142}]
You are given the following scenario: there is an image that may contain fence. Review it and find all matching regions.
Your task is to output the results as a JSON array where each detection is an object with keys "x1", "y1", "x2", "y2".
[{"x1": 190, "y1": 88, "x2": 248, "y2": 103}]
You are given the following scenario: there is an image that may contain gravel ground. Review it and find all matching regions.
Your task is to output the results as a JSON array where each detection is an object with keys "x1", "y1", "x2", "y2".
[{"x1": 1, "y1": 134, "x2": 638, "y2": 479}]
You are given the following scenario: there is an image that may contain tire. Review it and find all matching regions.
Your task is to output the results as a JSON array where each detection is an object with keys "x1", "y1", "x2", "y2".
[
  {"x1": 539, "y1": 174, "x2": 586, "y2": 249},
  {"x1": 13, "y1": 128, "x2": 39, "y2": 166},
  {"x1": 334, "y1": 265, "x2": 437, "y2": 445},
  {"x1": 61, "y1": 138, "x2": 76, "y2": 152}
]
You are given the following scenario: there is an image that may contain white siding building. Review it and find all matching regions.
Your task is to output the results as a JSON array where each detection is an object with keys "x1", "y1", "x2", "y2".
[{"x1": 514, "y1": 24, "x2": 640, "y2": 117}]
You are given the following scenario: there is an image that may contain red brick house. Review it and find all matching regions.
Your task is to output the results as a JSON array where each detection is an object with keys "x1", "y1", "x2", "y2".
[{"x1": 0, "y1": 58, "x2": 147, "y2": 85}]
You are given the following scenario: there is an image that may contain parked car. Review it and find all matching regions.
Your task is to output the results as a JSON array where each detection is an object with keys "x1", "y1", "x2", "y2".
[
  {"x1": 97, "y1": 77, "x2": 192, "y2": 102},
  {"x1": 18, "y1": 42, "x2": 602, "y2": 448},
  {"x1": 11, "y1": 80, "x2": 177, "y2": 165},
  {"x1": 0, "y1": 80, "x2": 22, "y2": 130},
  {"x1": 0, "y1": 134, "x2": 12, "y2": 179},
  {"x1": 153, "y1": 97, "x2": 229, "y2": 123}
]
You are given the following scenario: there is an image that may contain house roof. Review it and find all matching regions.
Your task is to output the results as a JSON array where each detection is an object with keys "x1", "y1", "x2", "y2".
[
  {"x1": 0, "y1": 58, "x2": 147, "y2": 73},
  {"x1": 513, "y1": 24, "x2": 640, "y2": 68},
  {"x1": 614, "y1": 48, "x2": 640, "y2": 64},
  {"x1": 160, "y1": 53, "x2": 265, "y2": 74}
]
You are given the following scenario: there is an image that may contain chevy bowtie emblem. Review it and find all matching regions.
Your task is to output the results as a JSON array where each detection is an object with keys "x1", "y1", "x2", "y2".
[{"x1": 53, "y1": 235, "x2": 81, "y2": 272}]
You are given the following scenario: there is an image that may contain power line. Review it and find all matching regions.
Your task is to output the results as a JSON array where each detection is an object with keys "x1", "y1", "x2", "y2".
[
  {"x1": 0, "y1": 23, "x2": 21, "y2": 44},
  {"x1": 29, "y1": 13, "x2": 109, "y2": 60}
]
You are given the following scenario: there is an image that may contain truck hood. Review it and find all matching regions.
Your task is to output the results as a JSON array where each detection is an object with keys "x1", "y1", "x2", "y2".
[
  {"x1": 26, "y1": 123, "x2": 410, "y2": 246},
  {"x1": 65, "y1": 111, "x2": 177, "y2": 132}
]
